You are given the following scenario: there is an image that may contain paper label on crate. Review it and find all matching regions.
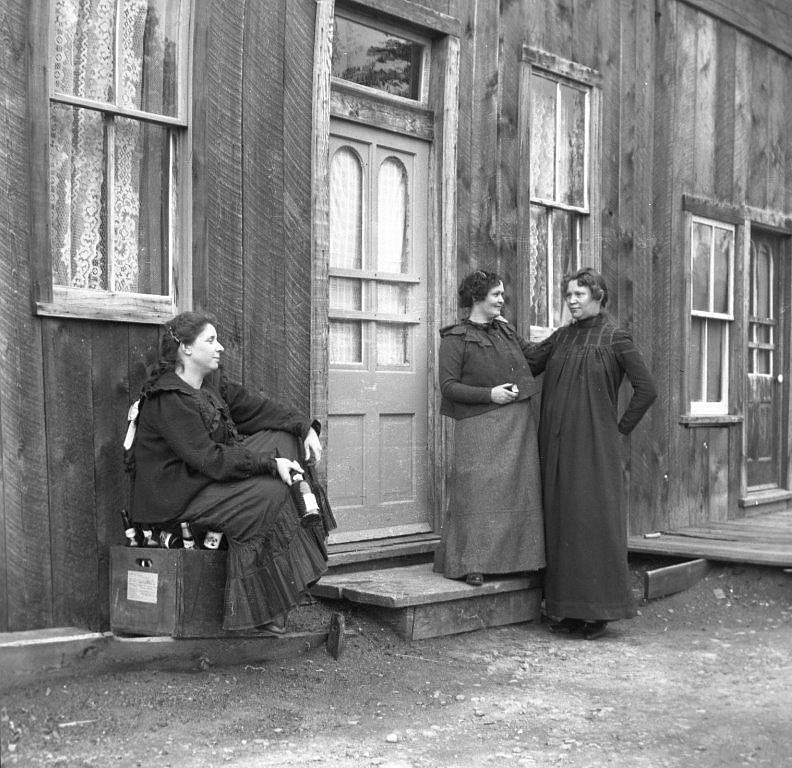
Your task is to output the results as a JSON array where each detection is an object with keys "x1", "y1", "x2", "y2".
[{"x1": 126, "y1": 570, "x2": 159, "y2": 604}]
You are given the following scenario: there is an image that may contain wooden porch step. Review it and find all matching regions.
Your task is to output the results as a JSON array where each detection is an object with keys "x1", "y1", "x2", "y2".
[{"x1": 312, "y1": 562, "x2": 543, "y2": 641}]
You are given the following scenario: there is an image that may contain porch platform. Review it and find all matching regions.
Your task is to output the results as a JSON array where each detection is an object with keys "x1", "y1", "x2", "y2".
[
  {"x1": 629, "y1": 510, "x2": 792, "y2": 567},
  {"x1": 311, "y1": 562, "x2": 543, "y2": 640}
]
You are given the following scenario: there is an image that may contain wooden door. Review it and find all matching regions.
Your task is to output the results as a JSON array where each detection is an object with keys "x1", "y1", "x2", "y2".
[
  {"x1": 326, "y1": 119, "x2": 430, "y2": 542},
  {"x1": 745, "y1": 233, "x2": 787, "y2": 490}
]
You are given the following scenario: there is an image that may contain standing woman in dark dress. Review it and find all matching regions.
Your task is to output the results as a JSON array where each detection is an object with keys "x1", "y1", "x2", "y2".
[
  {"x1": 434, "y1": 270, "x2": 545, "y2": 586},
  {"x1": 527, "y1": 268, "x2": 657, "y2": 640},
  {"x1": 130, "y1": 311, "x2": 329, "y2": 634}
]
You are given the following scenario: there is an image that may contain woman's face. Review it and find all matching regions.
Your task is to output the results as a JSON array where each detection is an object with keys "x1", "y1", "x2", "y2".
[
  {"x1": 475, "y1": 281, "x2": 505, "y2": 319},
  {"x1": 565, "y1": 279, "x2": 601, "y2": 320},
  {"x1": 184, "y1": 323, "x2": 224, "y2": 375}
]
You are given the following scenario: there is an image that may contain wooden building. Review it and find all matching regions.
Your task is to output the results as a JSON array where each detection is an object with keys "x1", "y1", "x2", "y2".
[{"x1": 1, "y1": 0, "x2": 791, "y2": 632}]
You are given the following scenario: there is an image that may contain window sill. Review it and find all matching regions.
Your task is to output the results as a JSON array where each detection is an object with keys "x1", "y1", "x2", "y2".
[
  {"x1": 739, "y1": 488, "x2": 792, "y2": 508},
  {"x1": 679, "y1": 414, "x2": 743, "y2": 427},
  {"x1": 36, "y1": 288, "x2": 176, "y2": 325}
]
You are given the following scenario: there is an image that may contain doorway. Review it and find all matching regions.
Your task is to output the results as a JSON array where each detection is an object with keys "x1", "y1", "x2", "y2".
[
  {"x1": 325, "y1": 119, "x2": 431, "y2": 543},
  {"x1": 744, "y1": 231, "x2": 789, "y2": 492}
]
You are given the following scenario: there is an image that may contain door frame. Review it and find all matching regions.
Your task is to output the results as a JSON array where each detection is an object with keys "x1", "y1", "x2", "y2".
[
  {"x1": 309, "y1": 0, "x2": 460, "y2": 538},
  {"x1": 739, "y1": 208, "x2": 792, "y2": 507}
]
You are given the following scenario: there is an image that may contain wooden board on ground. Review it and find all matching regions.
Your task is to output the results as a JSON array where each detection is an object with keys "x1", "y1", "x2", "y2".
[
  {"x1": 0, "y1": 627, "x2": 345, "y2": 691},
  {"x1": 643, "y1": 558, "x2": 709, "y2": 601},
  {"x1": 630, "y1": 510, "x2": 792, "y2": 566}
]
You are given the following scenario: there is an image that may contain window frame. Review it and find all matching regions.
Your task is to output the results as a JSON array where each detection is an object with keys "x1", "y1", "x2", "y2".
[
  {"x1": 687, "y1": 213, "x2": 735, "y2": 417},
  {"x1": 331, "y1": 7, "x2": 432, "y2": 106},
  {"x1": 518, "y1": 46, "x2": 602, "y2": 340},
  {"x1": 31, "y1": 0, "x2": 193, "y2": 325}
]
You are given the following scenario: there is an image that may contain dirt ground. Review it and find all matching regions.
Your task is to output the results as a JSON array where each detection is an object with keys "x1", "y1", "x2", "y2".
[{"x1": 2, "y1": 560, "x2": 791, "y2": 768}]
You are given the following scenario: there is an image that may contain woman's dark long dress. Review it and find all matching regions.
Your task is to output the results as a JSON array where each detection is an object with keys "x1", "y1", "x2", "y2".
[{"x1": 527, "y1": 313, "x2": 656, "y2": 621}]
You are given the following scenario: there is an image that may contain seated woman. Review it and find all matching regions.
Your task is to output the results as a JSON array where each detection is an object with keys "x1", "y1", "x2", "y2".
[{"x1": 130, "y1": 311, "x2": 328, "y2": 634}]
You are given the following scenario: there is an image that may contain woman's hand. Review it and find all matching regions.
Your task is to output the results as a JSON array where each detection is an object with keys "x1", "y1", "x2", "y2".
[
  {"x1": 275, "y1": 457, "x2": 303, "y2": 485},
  {"x1": 491, "y1": 383, "x2": 519, "y2": 405},
  {"x1": 303, "y1": 427, "x2": 323, "y2": 464}
]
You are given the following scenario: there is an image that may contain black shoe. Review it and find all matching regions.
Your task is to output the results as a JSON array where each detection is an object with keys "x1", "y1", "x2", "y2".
[
  {"x1": 582, "y1": 621, "x2": 608, "y2": 640},
  {"x1": 547, "y1": 617, "x2": 585, "y2": 634},
  {"x1": 256, "y1": 619, "x2": 286, "y2": 636}
]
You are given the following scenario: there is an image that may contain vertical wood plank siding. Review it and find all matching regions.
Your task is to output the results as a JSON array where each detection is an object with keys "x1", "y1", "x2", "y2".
[
  {"x1": 4, "y1": 0, "x2": 792, "y2": 631},
  {"x1": 282, "y1": 0, "x2": 316, "y2": 413},
  {"x1": 242, "y1": 0, "x2": 286, "y2": 395},
  {"x1": 42, "y1": 320, "x2": 100, "y2": 627},
  {"x1": 0, "y1": 0, "x2": 52, "y2": 631}
]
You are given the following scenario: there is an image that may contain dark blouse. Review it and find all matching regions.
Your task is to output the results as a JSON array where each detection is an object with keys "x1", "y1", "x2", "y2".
[
  {"x1": 526, "y1": 312, "x2": 657, "y2": 435},
  {"x1": 131, "y1": 371, "x2": 314, "y2": 523},
  {"x1": 439, "y1": 318, "x2": 542, "y2": 420}
]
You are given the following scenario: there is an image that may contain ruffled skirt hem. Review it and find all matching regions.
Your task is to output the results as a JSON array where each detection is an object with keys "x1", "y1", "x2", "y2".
[{"x1": 223, "y1": 513, "x2": 328, "y2": 630}]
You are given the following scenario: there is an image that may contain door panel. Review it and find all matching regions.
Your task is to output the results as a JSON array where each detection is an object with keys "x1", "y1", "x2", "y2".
[
  {"x1": 327, "y1": 120, "x2": 430, "y2": 542},
  {"x1": 745, "y1": 233, "x2": 785, "y2": 490}
]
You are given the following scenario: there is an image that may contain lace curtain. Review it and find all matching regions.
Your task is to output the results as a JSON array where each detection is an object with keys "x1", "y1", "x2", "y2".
[{"x1": 50, "y1": 0, "x2": 177, "y2": 293}]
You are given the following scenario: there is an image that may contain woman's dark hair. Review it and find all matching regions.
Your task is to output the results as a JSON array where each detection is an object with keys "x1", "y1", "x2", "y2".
[
  {"x1": 458, "y1": 269, "x2": 503, "y2": 308},
  {"x1": 561, "y1": 267, "x2": 609, "y2": 308},
  {"x1": 139, "y1": 311, "x2": 217, "y2": 398}
]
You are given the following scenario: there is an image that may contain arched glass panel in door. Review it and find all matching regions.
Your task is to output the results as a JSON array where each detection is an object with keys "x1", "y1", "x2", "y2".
[
  {"x1": 329, "y1": 147, "x2": 364, "y2": 364},
  {"x1": 376, "y1": 157, "x2": 411, "y2": 366}
]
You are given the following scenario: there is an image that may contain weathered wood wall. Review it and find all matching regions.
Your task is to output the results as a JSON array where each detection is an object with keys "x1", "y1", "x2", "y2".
[
  {"x1": 0, "y1": 0, "x2": 317, "y2": 632},
  {"x1": 455, "y1": 0, "x2": 658, "y2": 534},
  {"x1": 455, "y1": 0, "x2": 792, "y2": 538},
  {"x1": 3, "y1": 0, "x2": 792, "y2": 632},
  {"x1": 653, "y1": 0, "x2": 792, "y2": 534}
]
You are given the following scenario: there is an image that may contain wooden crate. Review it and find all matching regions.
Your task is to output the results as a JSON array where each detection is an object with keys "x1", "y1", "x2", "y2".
[{"x1": 109, "y1": 545, "x2": 228, "y2": 638}]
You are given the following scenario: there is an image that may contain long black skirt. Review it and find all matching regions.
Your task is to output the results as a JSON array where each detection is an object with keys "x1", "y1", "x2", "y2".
[{"x1": 180, "y1": 430, "x2": 327, "y2": 630}]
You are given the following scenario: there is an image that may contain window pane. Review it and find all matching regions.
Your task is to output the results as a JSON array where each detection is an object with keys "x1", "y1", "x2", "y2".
[
  {"x1": 118, "y1": 0, "x2": 185, "y2": 117},
  {"x1": 52, "y1": 0, "x2": 115, "y2": 103},
  {"x1": 752, "y1": 241, "x2": 772, "y2": 319},
  {"x1": 114, "y1": 118, "x2": 169, "y2": 294},
  {"x1": 757, "y1": 349, "x2": 772, "y2": 375},
  {"x1": 330, "y1": 148, "x2": 363, "y2": 269},
  {"x1": 332, "y1": 16, "x2": 424, "y2": 100},
  {"x1": 557, "y1": 83, "x2": 586, "y2": 207},
  {"x1": 712, "y1": 226, "x2": 732, "y2": 315},
  {"x1": 706, "y1": 320, "x2": 724, "y2": 402},
  {"x1": 330, "y1": 320, "x2": 362, "y2": 364},
  {"x1": 377, "y1": 158, "x2": 408, "y2": 273},
  {"x1": 377, "y1": 325, "x2": 409, "y2": 365},
  {"x1": 377, "y1": 283, "x2": 409, "y2": 315},
  {"x1": 690, "y1": 316, "x2": 704, "y2": 401},
  {"x1": 528, "y1": 205, "x2": 549, "y2": 326},
  {"x1": 551, "y1": 210, "x2": 578, "y2": 328},
  {"x1": 530, "y1": 75, "x2": 556, "y2": 200},
  {"x1": 691, "y1": 221, "x2": 711, "y2": 312},
  {"x1": 330, "y1": 277, "x2": 362, "y2": 310},
  {"x1": 50, "y1": 104, "x2": 108, "y2": 289}
]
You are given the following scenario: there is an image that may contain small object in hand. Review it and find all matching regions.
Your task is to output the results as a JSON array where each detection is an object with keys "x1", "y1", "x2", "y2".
[
  {"x1": 289, "y1": 469, "x2": 322, "y2": 527},
  {"x1": 466, "y1": 572, "x2": 484, "y2": 587}
]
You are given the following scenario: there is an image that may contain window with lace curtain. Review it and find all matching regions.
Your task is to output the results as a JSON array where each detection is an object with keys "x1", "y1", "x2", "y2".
[
  {"x1": 521, "y1": 48, "x2": 601, "y2": 336},
  {"x1": 41, "y1": 0, "x2": 191, "y2": 322}
]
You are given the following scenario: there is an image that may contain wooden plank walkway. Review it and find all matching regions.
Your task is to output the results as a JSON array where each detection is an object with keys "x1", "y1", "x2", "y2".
[{"x1": 628, "y1": 510, "x2": 792, "y2": 566}]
